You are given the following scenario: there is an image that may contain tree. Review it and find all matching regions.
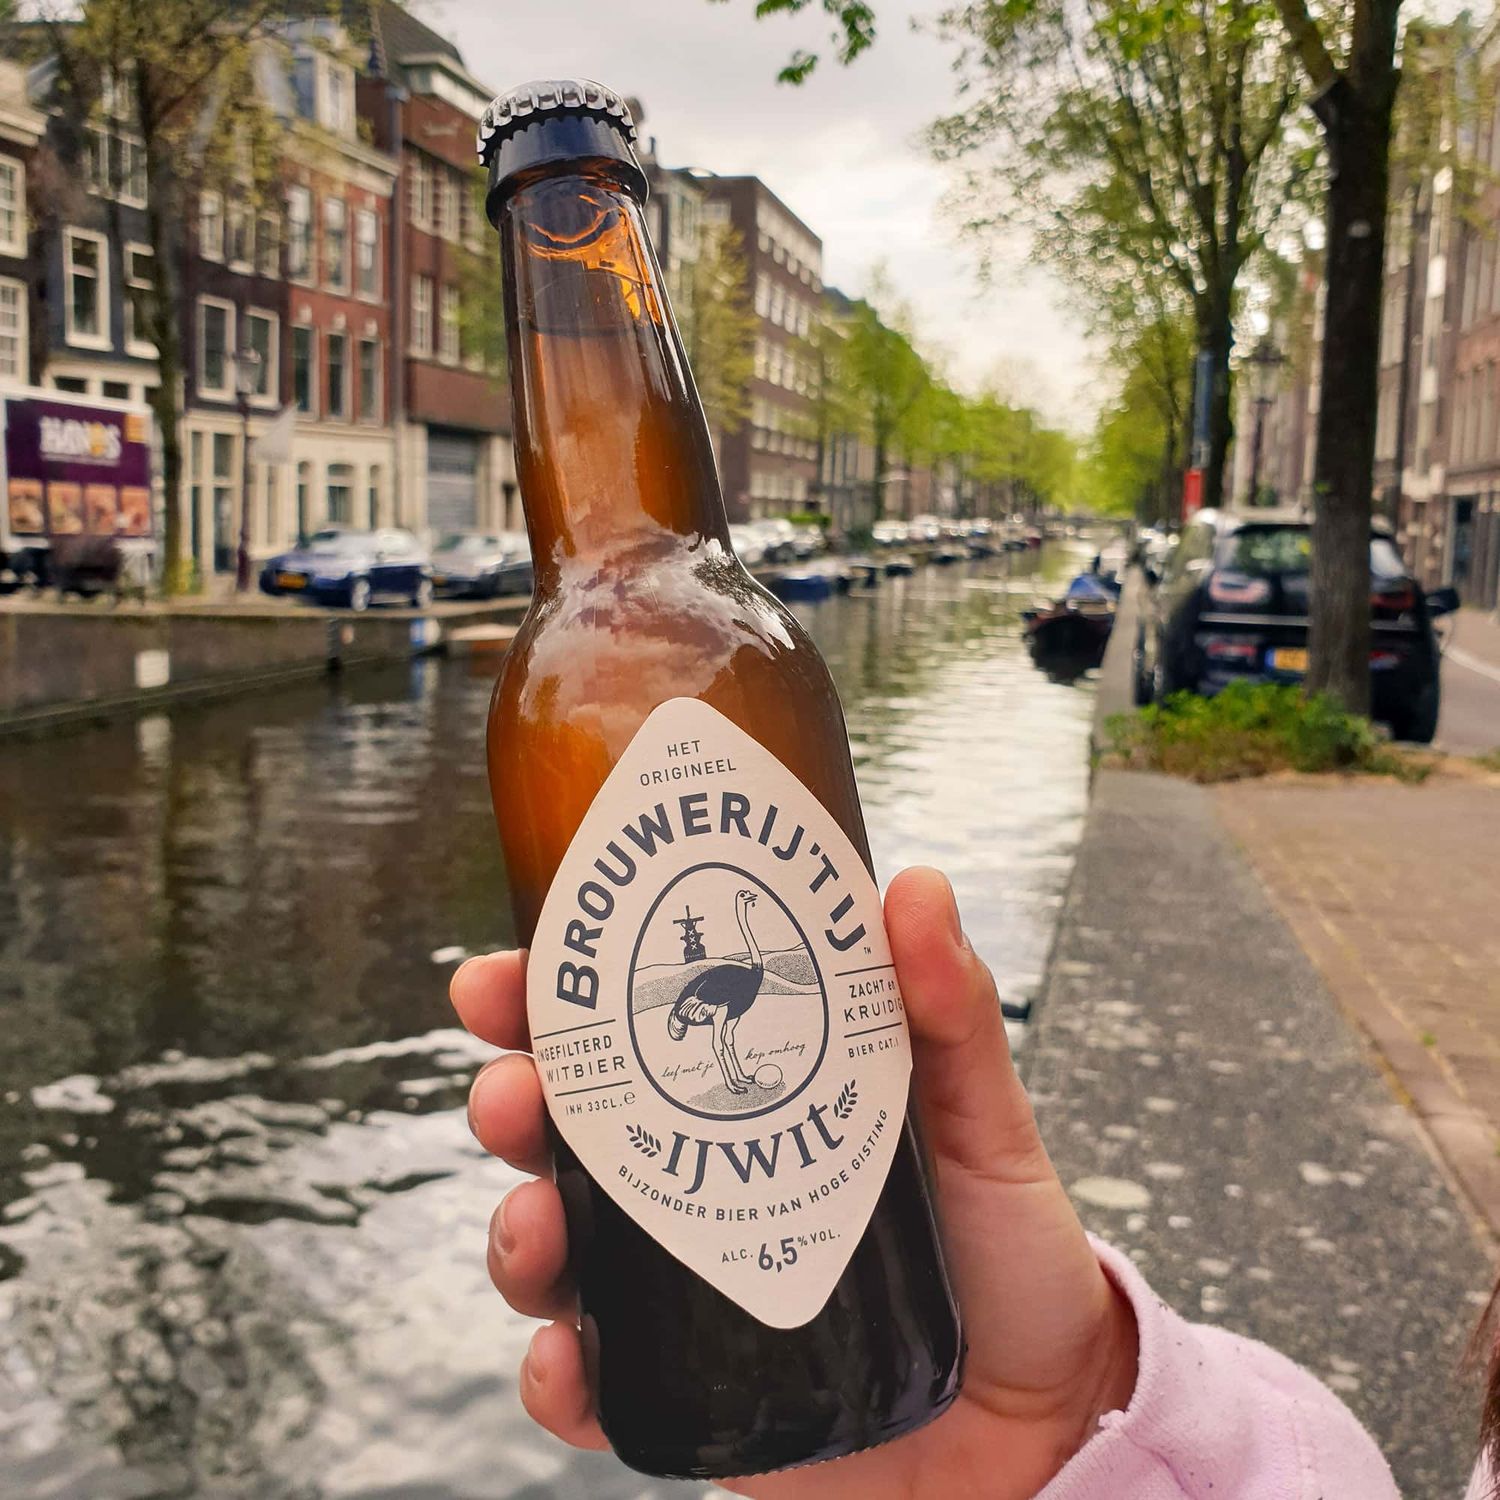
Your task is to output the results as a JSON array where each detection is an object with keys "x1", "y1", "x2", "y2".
[
  {"x1": 676, "y1": 221, "x2": 758, "y2": 441},
  {"x1": 839, "y1": 274, "x2": 930, "y2": 518},
  {"x1": 29, "y1": 2, "x2": 327, "y2": 596},
  {"x1": 929, "y1": 0, "x2": 1313, "y2": 514}
]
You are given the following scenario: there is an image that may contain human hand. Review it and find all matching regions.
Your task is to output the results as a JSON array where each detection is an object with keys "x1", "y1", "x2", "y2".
[{"x1": 451, "y1": 866, "x2": 1138, "y2": 1498}]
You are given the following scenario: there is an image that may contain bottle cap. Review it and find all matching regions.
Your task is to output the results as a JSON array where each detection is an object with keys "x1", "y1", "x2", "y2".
[{"x1": 478, "y1": 80, "x2": 646, "y2": 220}]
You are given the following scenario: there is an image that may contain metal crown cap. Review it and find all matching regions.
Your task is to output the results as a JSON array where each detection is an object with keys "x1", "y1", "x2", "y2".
[{"x1": 476, "y1": 80, "x2": 637, "y2": 166}]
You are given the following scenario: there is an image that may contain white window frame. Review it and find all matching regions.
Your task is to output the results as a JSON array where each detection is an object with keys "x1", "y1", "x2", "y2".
[
  {"x1": 292, "y1": 321, "x2": 318, "y2": 417},
  {"x1": 199, "y1": 190, "x2": 224, "y2": 262},
  {"x1": 286, "y1": 186, "x2": 313, "y2": 285},
  {"x1": 354, "y1": 208, "x2": 379, "y2": 299},
  {"x1": 409, "y1": 153, "x2": 432, "y2": 230},
  {"x1": 358, "y1": 336, "x2": 381, "y2": 423},
  {"x1": 0, "y1": 276, "x2": 27, "y2": 381},
  {"x1": 323, "y1": 196, "x2": 348, "y2": 292},
  {"x1": 244, "y1": 308, "x2": 279, "y2": 408},
  {"x1": 0, "y1": 157, "x2": 25, "y2": 257},
  {"x1": 196, "y1": 294, "x2": 236, "y2": 399},
  {"x1": 124, "y1": 241, "x2": 156, "y2": 358},
  {"x1": 439, "y1": 283, "x2": 460, "y2": 365},
  {"x1": 411, "y1": 275, "x2": 434, "y2": 358},
  {"x1": 256, "y1": 210, "x2": 281, "y2": 279},
  {"x1": 226, "y1": 201, "x2": 253, "y2": 272},
  {"x1": 325, "y1": 328, "x2": 350, "y2": 421},
  {"x1": 63, "y1": 227, "x2": 110, "y2": 350}
]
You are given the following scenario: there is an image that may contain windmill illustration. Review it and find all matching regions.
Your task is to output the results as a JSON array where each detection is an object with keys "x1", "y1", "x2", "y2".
[{"x1": 672, "y1": 906, "x2": 706, "y2": 964}]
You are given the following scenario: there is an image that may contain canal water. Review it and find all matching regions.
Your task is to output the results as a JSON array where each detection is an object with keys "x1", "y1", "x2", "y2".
[{"x1": 0, "y1": 550, "x2": 1096, "y2": 1499}]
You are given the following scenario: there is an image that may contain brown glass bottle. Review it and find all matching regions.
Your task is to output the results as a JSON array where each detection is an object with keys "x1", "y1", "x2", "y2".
[{"x1": 480, "y1": 81, "x2": 962, "y2": 1480}]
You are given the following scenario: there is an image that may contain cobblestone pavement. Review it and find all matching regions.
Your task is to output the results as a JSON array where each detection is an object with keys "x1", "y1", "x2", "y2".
[
  {"x1": 1027, "y1": 769, "x2": 1495, "y2": 1497},
  {"x1": 1218, "y1": 771, "x2": 1500, "y2": 1239}
]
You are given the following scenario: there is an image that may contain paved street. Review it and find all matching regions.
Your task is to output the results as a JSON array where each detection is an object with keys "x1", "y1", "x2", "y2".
[
  {"x1": 1439, "y1": 608, "x2": 1500, "y2": 755},
  {"x1": 1029, "y1": 770, "x2": 1495, "y2": 1495}
]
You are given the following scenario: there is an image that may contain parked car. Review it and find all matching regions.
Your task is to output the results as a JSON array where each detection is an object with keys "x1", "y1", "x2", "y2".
[
  {"x1": 1134, "y1": 509, "x2": 1459, "y2": 742},
  {"x1": 430, "y1": 531, "x2": 532, "y2": 599},
  {"x1": 727, "y1": 523, "x2": 769, "y2": 567},
  {"x1": 260, "y1": 527, "x2": 433, "y2": 611},
  {"x1": 751, "y1": 518, "x2": 798, "y2": 563}
]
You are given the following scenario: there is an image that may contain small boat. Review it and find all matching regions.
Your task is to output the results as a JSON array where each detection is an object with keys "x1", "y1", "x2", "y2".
[
  {"x1": 1022, "y1": 571, "x2": 1119, "y2": 675},
  {"x1": 842, "y1": 554, "x2": 881, "y2": 588},
  {"x1": 884, "y1": 553, "x2": 915, "y2": 577},
  {"x1": 767, "y1": 568, "x2": 835, "y2": 602},
  {"x1": 931, "y1": 544, "x2": 968, "y2": 566}
]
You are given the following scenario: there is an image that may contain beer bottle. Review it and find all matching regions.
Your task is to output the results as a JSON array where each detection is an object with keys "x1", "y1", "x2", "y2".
[{"x1": 479, "y1": 80, "x2": 962, "y2": 1479}]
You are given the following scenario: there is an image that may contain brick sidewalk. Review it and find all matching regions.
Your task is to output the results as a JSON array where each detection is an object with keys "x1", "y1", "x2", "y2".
[{"x1": 1218, "y1": 773, "x2": 1500, "y2": 1236}]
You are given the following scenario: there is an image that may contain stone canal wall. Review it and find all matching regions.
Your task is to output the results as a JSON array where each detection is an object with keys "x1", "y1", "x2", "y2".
[{"x1": 0, "y1": 600, "x2": 521, "y2": 734}]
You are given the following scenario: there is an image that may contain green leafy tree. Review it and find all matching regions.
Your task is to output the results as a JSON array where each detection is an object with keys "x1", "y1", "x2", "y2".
[
  {"x1": 676, "y1": 220, "x2": 758, "y2": 439},
  {"x1": 28, "y1": 1, "x2": 330, "y2": 595}
]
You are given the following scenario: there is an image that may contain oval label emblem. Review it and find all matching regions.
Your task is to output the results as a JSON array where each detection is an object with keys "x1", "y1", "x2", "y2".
[{"x1": 628, "y1": 863, "x2": 830, "y2": 1122}]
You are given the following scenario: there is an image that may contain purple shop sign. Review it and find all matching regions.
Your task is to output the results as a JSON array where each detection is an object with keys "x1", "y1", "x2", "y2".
[{"x1": 4, "y1": 395, "x2": 154, "y2": 540}]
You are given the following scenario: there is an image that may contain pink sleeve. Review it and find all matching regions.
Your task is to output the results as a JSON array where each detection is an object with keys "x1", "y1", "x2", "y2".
[{"x1": 1037, "y1": 1240, "x2": 1400, "y2": 1499}]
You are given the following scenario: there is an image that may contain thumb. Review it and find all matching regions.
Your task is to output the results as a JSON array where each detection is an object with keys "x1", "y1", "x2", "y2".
[{"x1": 884, "y1": 866, "x2": 1051, "y2": 1188}]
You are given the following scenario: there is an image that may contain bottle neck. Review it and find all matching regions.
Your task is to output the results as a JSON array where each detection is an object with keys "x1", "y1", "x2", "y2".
[{"x1": 498, "y1": 168, "x2": 729, "y2": 587}]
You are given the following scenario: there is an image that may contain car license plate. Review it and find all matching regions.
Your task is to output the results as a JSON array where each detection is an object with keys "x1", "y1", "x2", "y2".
[
  {"x1": 1270, "y1": 647, "x2": 1308, "y2": 674},
  {"x1": 277, "y1": 572, "x2": 307, "y2": 590}
]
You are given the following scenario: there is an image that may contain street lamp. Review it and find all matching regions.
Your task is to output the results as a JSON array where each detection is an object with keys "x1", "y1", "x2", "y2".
[
  {"x1": 233, "y1": 343, "x2": 263, "y2": 591},
  {"x1": 1247, "y1": 336, "x2": 1284, "y2": 508}
]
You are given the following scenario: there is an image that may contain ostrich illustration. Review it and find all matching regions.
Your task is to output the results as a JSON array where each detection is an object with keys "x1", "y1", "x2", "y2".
[{"x1": 666, "y1": 889, "x2": 766, "y2": 1093}]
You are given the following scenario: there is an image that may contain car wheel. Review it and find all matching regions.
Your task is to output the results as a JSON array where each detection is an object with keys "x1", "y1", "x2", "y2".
[
  {"x1": 1390, "y1": 680, "x2": 1440, "y2": 745},
  {"x1": 348, "y1": 576, "x2": 372, "y2": 613},
  {"x1": 412, "y1": 578, "x2": 434, "y2": 610}
]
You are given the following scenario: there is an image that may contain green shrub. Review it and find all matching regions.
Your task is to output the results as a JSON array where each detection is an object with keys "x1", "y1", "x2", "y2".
[
  {"x1": 782, "y1": 511, "x2": 832, "y2": 529},
  {"x1": 1104, "y1": 681, "x2": 1428, "y2": 784}
]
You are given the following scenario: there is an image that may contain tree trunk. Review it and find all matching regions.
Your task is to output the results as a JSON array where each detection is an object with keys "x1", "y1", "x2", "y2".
[
  {"x1": 1198, "y1": 291, "x2": 1234, "y2": 510},
  {"x1": 872, "y1": 426, "x2": 887, "y2": 521},
  {"x1": 1307, "y1": 77, "x2": 1396, "y2": 713},
  {"x1": 140, "y1": 110, "x2": 189, "y2": 596}
]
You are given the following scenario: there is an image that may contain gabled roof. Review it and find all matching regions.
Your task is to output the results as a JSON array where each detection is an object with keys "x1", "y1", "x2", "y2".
[{"x1": 366, "y1": 0, "x2": 463, "y2": 74}]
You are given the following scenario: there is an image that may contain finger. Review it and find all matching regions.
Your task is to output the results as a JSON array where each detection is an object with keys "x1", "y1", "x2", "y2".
[
  {"x1": 884, "y1": 866, "x2": 1048, "y2": 1183},
  {"x1": 520, "y1": 1322, "x2": 609, "y2": 1452},
  {"x1": 468, "y1": 1053, "x2": 551, "y2": 1176},
  {"x1": 487, "y1": 1178, "x2": 574, "y2": 1320},
  {"x1": 450, "y1": 950, "x2": 530, "y2": 1052}
]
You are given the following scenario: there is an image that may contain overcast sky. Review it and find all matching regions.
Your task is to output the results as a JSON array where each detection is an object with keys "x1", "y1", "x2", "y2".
[{"x1": 428, "y1": 0, "x2": 1099, "y2": 429}]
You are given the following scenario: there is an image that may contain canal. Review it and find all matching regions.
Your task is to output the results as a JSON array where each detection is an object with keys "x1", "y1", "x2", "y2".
[{"x1": 0, "y1": 549, "x2": 1096, "y2": 1499}]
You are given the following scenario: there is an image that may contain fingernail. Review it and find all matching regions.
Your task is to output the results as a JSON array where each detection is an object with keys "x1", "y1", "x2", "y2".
[
  {"x1": 497, "y1": 1194, "x2": 517, "y2": 1255},
  {"x1": 940, "y1": 875, "x2": 964, "y2": 946},
  {"x1": 519, "y1": 1350, "x2": 536, "y2": 1389}
]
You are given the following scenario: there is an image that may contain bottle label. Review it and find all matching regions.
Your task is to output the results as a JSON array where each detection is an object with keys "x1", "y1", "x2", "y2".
[{"x1": 527, "y1": 697, "x2": 912, "y2": 1328}]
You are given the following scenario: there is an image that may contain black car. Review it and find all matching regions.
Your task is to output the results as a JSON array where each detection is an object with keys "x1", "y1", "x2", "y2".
[
  {"x1": 1134, "y1": 509, "x2": 1459, "y2": 742},
  {"x1": 260, "y1": 527, "x2": 433, "y2": 611}
]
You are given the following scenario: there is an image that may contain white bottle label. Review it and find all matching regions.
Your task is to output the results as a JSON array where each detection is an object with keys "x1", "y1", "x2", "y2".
[{"x1": 527, "y1": 698, "x2": 912, "y2": 1328}]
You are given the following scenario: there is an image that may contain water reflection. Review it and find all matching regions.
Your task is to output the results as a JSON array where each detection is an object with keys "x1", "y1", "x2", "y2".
[{"x1": 0, "y1": 551, "x2": 1095, "y2": 1498}]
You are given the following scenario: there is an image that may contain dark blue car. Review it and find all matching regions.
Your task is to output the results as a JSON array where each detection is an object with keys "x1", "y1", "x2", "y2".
[{"x1": 260, "y1": 528, "x2": 433, "y2": 611}]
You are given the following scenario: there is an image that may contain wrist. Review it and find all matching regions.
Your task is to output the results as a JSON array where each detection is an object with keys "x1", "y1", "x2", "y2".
[{"x1": 1060, "y1": 1275, "x2": 1140, "y2": 1473}]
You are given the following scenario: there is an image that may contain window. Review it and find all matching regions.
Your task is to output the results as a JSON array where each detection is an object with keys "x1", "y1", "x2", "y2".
[
  {"x1": 755, "y1": 274, "x2": 770, "y2": 319},
  {"x1": 245, "y1": 310, "x2": 278, "y2": 401},
  {"x1": 355, "y1": 209, "x2": 379, "y2": 298},
  {"x1": 84, "y1": 129, "x2": 146, "y2": 205},
  {"x1": 0, "y1": 158, "x2": 24, "y2": 256},
  {"x1": 256, "y1": 212, "x2": 280, "y2": 278},
  {"x1": 358, "y1": 337, "x2": 380, "y2": 422},
  {"x1": 327, "y1": 462, "x2": 354, "y2": 524},
  {"x1": 287, "y1": 186, "x2": 313, "y2": 282},
  {"x1": 197, "y1": 297, "x2": 235, "y2": 397},
  {"x1": 200, "y1": 191, "x2": 224, "y2": 261},
  {"x1": 226, "y1": 204, "x2": 251, "y2": 268},
  {"x1": 439, "y1": 168, "x2": 461, "y2": 241},
  {"x1": 326, "y1": 63, "x2": 351, "y2": 135},
  {"x1": 439, "y1": 284, "x2": 460, "y2": 364},
  {"x1": 411, "y1": 275, "x2": 434, "y2": 356},
  {"x1": 367, "y1": 466, "x2": 382, "y2": 527},
  {"x1": 323, "y1": 198, "x2": 347, "y2": 291},
  {"x1": 125, "y1": 244, "x2": 155, "y2": 356},
  {"x1": 103, "y1": 380, "x2": 130, "y2": 401},
  {"x1": 0, "y1": 277, "x2": 25, "y2": 380},
  {"x1": 64, "y1": 229, "x2": 108, "y2": 348},
  {"x1": 292, "y1": 55, "x2": 317, "y2": 120},
  {"x1": 292, "y1": 324, "x2": 316, "y2": 414},
  {"x1": 409, "y1": 153, "x2": 432, "y2": 228},
  {"x1": 460, "y1": 174, "x2": 479, "y2": 249},
  {"x1": 326, "y1": 330, "x2": 348, "y2": 419}
]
